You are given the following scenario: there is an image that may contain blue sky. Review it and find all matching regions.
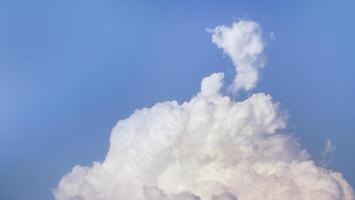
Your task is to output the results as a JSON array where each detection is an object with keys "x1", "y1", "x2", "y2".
[{"x1": 1, "y1": 1, "x2": 355, "y2": 199}]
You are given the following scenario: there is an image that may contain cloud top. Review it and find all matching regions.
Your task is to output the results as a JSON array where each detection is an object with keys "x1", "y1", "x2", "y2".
[
  {"x1": 54, "y1": 20, "x2": 354, "y2": 200},
  {"x1": 211, "y1": 20, "x2": 265, "y2": 93}
]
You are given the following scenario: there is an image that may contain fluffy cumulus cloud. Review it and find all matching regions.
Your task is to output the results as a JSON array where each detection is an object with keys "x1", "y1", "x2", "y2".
[
  {"x1": 54, "y1": 20, "x2": 354, "y2": 200},
  {"x1": 211, "y1": 20, "x2": 265, "y2": 93}
]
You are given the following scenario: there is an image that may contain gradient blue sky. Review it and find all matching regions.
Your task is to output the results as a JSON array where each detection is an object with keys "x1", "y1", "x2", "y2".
[{"x1": 1, "y1": 1, "x2": 354, "y2": 199}]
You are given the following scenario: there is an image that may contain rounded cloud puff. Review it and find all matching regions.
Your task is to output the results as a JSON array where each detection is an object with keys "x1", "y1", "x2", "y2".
[{"x1": 211, "y1": 20, "x2": 265, "y2": 93}]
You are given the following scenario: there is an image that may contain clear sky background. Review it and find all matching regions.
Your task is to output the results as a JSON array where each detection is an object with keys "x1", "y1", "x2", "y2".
[{"x1": 0, "y1": 1, "x2": 354, "y2": 199}]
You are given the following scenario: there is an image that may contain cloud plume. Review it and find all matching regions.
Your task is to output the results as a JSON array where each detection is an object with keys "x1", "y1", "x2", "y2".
[
  {"x1": 54, "y1": 20, "x2": 354, "y2": 200},
  {"x1": 211, "y1": 20, "x2": 265, "y2": 93}
]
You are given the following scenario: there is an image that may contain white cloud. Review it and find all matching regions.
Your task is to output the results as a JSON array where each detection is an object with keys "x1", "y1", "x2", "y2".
[
  {"x1": 211, "y1": 20, "x2": 265, "y2": 93},
  {"x1": 212, "y1": 192, "x2": 238, "y2": 200},
  {"x1": 143, "y1": 186, "x2": 200, "y2": 200},
  {"x1": 54, "y1": 20, "x2": 354, "y2": 200}
]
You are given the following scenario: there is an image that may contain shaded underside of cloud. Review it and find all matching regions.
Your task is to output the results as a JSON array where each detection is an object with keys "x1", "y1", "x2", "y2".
[{"x1": 54, "y1": 20, "x2": 354, "y2": 200}]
